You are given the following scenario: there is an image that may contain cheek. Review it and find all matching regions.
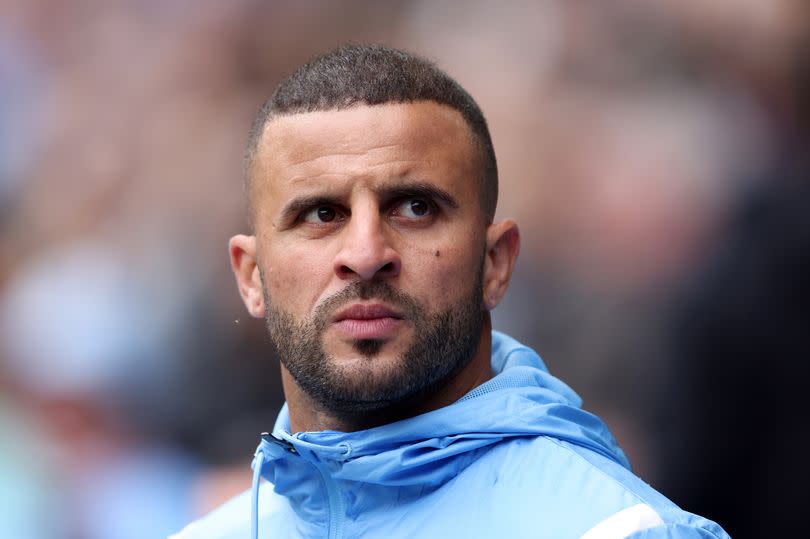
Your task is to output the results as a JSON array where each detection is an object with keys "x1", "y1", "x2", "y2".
[
  {"x1": 407, "y1": 241, "x2": 484, "y2": 308},
  {"x1": 262, "y1": 242, "x2": 332, "y2": 313}
]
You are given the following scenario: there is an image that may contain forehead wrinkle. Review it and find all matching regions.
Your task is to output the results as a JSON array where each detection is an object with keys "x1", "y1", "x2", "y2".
[
  {"x1": 278, "y1": 140, "x2": 421, "y2": 165},
  {"x1": 286, "y1": 171, "x2": 352, "y2": 185},
  {"x1": 264, "y1": 122, "x2": 413, "y2": 163},
  {"x1": 281, "y1": 157, "x2": 425, "y2": 186}
]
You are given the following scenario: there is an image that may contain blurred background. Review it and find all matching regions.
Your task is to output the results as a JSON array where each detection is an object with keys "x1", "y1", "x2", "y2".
[{"x1": 1, "y1": 1, "x2": 807, "y2": 537}]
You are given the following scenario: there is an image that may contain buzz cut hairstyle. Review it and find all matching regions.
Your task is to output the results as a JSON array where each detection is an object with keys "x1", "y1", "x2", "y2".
[{"x1": 243, "y1": 44, "x2": 498, "y2": 225}]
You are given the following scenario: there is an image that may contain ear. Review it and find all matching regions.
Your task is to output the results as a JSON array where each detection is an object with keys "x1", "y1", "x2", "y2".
[
  {"x1": 482, "y1": 219, "x2": 520, "y2": 310},
  {"x1": 229, "y1": 234, "x2": 266, "y2": 318}
]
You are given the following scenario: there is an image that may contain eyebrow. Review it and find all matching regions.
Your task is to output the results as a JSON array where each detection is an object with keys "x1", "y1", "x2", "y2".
[
  {"x1": 278, "y1": 182, "x2": 460, "y2": 223},
  {"x1": 383, "y1": 183, "x2": 459, "y2": 209},
  {"x1": 279, "y1": 195, "x2": 341, "y2": 223}
]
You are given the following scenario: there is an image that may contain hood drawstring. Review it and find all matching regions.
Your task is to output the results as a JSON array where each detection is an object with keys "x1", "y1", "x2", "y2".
[{"x1": 250, "y1": 446, "x2": 267, "y2": 539}]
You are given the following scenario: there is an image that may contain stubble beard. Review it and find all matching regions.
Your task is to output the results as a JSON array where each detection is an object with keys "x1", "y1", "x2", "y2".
[{"x1": 262, "y1": 268, "x2": 486, "y2": 417}]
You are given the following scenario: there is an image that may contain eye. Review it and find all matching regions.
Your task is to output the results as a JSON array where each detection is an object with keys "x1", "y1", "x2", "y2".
[
  {"x1": 302, "y1": 206, "x2": 338, "y2": 223},
  {"x1": 395, "y1": 198, "x2": 433, "y2": 219}
]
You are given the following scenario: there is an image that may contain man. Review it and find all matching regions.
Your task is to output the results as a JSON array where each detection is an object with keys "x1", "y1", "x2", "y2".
[{"x1": 172, "y1": 45, "x2": 729, "y2": 539}]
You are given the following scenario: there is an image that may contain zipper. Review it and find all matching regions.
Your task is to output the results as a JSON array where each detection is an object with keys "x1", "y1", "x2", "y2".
[
  {"x1": 263, "y1": 432, "x2": 344, "y2": 538},
  {"x1": 315, "y1": 461, "x2": 345, "y2": 539}
]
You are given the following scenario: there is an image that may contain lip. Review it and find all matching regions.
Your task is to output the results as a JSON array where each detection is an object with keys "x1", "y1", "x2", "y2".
[
  {"x1": 332, "y1": 303, "x2": 405, "y2": 340},
  {"x1": 333, "y1": 303, "x2": 403, "y2": 322}
]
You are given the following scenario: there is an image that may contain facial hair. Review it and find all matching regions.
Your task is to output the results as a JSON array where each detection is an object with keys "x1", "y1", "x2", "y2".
[{"x1": 262, "y1": 269, "x2": 485, "y2": 416}]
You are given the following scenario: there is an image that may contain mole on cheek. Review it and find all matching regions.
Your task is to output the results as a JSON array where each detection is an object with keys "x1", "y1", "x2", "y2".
[{"x1": 434, "y1": 250, "x2": 440, "y2": 257}]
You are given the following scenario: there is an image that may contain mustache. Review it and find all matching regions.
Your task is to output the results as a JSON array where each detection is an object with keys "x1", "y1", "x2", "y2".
[{"x1": 313, "y1": 281, "x2": 423, "y2": 330}]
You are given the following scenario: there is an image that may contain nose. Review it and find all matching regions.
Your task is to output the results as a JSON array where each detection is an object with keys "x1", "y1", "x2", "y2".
[{"x1": 333, "y1": 208, "x2": 401, "y2": 281}]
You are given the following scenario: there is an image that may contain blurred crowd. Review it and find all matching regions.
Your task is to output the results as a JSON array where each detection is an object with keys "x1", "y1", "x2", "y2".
[{"x1": 1, "y1": 1, "x2": 807, "y2": 537}]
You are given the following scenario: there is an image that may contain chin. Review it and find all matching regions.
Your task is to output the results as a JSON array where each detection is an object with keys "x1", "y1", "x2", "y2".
[
  {"x1": 327, "y1": 331, "x2": 412, "y2": 361},
  {"x1": 351, "y1": 339, "x2": 385, "y2": 357}
]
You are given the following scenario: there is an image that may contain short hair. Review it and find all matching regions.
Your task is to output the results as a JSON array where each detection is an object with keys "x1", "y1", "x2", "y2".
[{"x1": 244, "y1": 44, "x2": 498, "y2": 224}]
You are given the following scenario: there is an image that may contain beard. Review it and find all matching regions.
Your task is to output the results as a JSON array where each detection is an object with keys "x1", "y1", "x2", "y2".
[{"x1": 262, "y1": 267, "x2": 486, "y2": 416}]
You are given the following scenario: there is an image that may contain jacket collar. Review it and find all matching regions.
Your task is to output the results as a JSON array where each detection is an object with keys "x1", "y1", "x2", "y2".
[{"x1": 250, "y1": 331, "x2": 629, "y2": 532}]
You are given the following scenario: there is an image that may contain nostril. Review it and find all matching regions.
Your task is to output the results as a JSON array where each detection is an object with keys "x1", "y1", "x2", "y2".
[{"x1": 334, "y1": 246, "x2": 401, "y2": 280}]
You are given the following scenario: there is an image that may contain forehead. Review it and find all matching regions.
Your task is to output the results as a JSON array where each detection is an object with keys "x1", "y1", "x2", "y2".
[{"x1": 250, "y1": 102, "x2": 480, "y2": 198}]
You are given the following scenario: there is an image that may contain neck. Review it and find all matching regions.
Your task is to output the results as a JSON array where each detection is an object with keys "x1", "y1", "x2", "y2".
[{"x1": 283, "y1": 318, "x2": 494, "y2": 433}]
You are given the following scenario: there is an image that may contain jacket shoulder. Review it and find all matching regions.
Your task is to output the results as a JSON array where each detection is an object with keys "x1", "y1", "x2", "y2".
[
  {"x1": 532, "y1": 438, "x2": 731, "y2": 539},
  {"x1": 468, "y1": 436, "x2": 729, "y2": 538}
]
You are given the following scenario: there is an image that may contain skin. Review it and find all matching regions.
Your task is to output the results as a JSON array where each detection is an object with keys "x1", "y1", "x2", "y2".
[{"x1": 230, "y1": 101, "x2": 520, "y2": 433}]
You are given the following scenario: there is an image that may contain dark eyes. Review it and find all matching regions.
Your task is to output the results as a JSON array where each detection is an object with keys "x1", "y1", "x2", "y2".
[
  {"x1": 301, "y1": 206, "x2": 340, "y2": 224},
  {"x1": 300, "y1": 197, "x2": 434, "y2": 225},
  {"x1": 316, "y1": 207, "x2": 336, "y2": 222},
  {"x1": 397, "y1": 198, "x2": 431, "y2": 218}
]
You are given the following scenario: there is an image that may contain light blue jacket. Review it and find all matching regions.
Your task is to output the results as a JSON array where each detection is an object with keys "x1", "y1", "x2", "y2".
[{"x1": 171, "y1": 332, "x2": 729, "y2": 539}]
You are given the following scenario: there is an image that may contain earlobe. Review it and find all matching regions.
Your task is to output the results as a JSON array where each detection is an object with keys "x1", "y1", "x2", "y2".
[
  {"x1": 482, "y1": 220, "x2": 520, "y2": 310},
  {"x1": 229, "y1": 234, "x2": 266, "y2": 318}
]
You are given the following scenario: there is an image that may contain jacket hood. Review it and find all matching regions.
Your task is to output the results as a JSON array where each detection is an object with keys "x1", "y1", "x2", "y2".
[
  {"x1": 248, "y1": 331, "x2": 629, "y2": 538},
  {"x1": 177, "y1": 331, "x2": 730, "y2": 539}
]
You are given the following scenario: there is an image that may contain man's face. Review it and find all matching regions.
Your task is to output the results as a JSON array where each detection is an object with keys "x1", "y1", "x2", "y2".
[{"x1": 245, "y1": 102, "x2": 491, "y2": 413}]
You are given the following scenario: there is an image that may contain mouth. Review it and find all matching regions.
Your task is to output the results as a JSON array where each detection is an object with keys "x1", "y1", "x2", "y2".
[{"x1": 332, "y1": 303, "x2": 405, "y2": 340}]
